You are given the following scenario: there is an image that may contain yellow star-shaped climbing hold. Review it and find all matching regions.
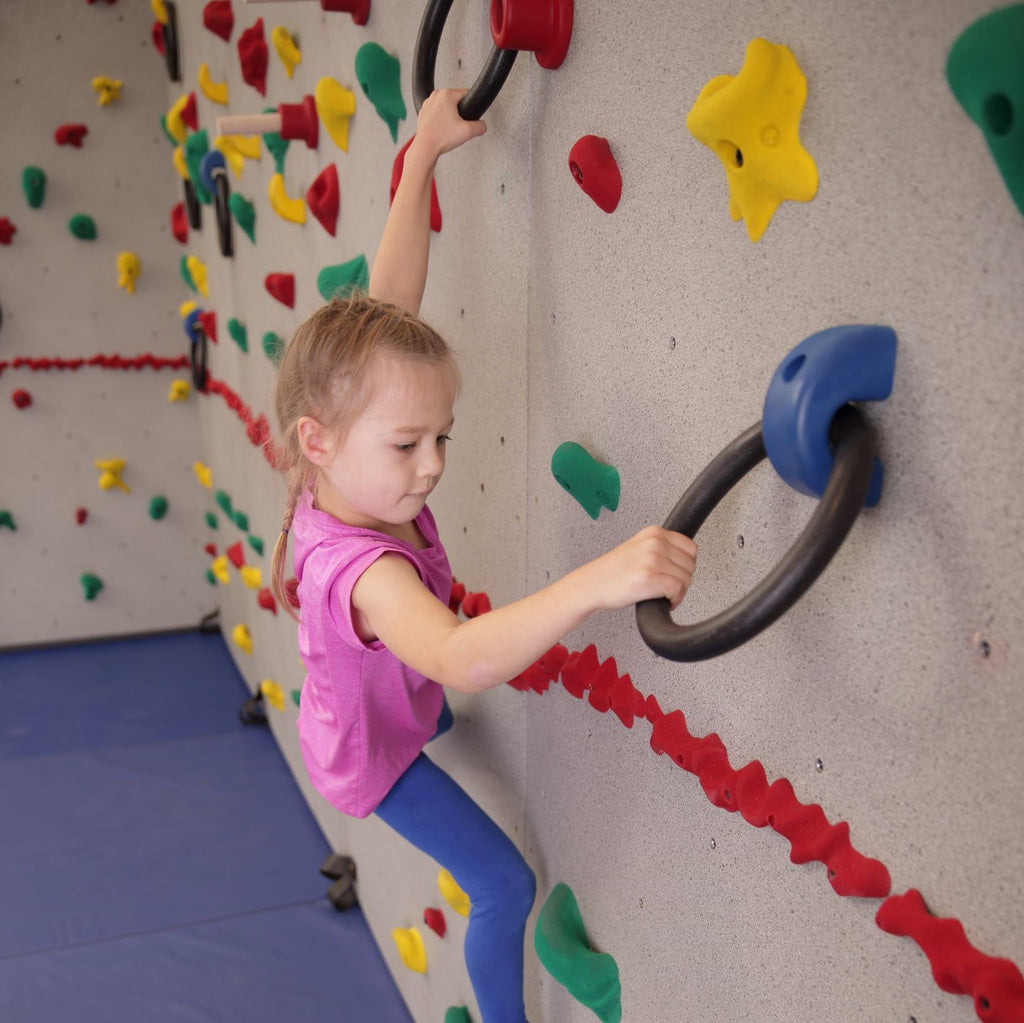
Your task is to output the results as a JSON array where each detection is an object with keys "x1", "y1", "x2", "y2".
[
  {"x1": 686, "y1": 38, "x2": 818, "y2": 243},
  {"x1": 169, "y1": 379, "x2": 191, "y2": 403},
  {"x1": 192, "y1": 460, "x2": 212, "y2": 486}
]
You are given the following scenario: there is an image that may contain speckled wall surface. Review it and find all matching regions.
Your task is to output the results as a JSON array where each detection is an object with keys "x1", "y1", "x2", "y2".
[
  {"x1": 172, "y1": 1, "x2": 1022, "y2": 1021},
  {"x1": 0, "y1": 1, "x2": 210, "y2": 647}
]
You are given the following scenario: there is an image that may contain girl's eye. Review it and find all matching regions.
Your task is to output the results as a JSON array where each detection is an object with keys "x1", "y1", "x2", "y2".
[
  {"x1": 438, "y1": 434, "x2": 453, "y2": 444},
  {"x1": 396, "y1": 443, "x2": 416, "y2": 453}
]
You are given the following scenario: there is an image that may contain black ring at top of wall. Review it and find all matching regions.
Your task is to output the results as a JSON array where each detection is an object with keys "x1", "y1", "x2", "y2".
[
  {"x1": 635, "y1": 404, "x2": 876, "y2": 662},
  {"x1": 213, "y1": 173, "x2": 233, "y2": 258},
  {"x1": 183, "y1": 179, "x2": 201, "y2": 230},
  {"x1": 413, "y1": 0, "x2": 518, "y2": 120},
  {"x1": 190, "y1": 324, "x2": 208, "y2": 392}
]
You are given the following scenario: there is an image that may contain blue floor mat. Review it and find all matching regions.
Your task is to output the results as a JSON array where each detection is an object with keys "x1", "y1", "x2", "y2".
[
  {"x1": 0, "y1": 631, "x2": 249, "y2": 762},
  {"x1": 0, "y1": 901, "x2": 414, "y2": 1023},
  {"x1": 0, "y1": 729, "x2": 329, "y2": 958}
]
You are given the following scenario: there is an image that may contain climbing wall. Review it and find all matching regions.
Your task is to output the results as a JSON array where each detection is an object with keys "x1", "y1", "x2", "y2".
[
  {"x1": 0, "y1": 1, "x2": 210, "y2": 648},
  {"x1": 169, "y1": 1, "x2": 1023, "y2": 1022}
]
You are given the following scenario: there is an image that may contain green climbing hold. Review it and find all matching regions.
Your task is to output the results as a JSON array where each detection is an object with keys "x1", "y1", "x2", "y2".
[
  {"x1": 535, "y1": 883, "x2": 622, "y2": 1023},
  {"x1": 149, "y1": 495, "x2": 169, "y2": 520},
  {"x1": 551, "y1": 442, "x2": 620, "y2": 519},
  {"x1": 22, "y1": 166, "x2": 46, "y2": 208},
  {"x1": 262, "y1": 108, "x2": 290, "y2": 173},
  {"x1": 444, "y1": 1009, "x2": 473, "y2": 1023},
  {"x1": 215, "y1": 490, "x2": 233, "y2": 517},
  {"x1": 205, "y1": 511, "x2": 218, "y2": 529},
  {"x1": 184, "y1": 129, "x2": 212, "y2": 204},
  {"x1": 229, "y1": 193, "x2": 256, "y2": 243},
  {"x1": 248, "y1": 535, "x2": 264, "y2": 557},
  {"x1": 69, "y1": 214, "x2": 97, "y2": 240},
  {"x1": 262, "y1": 331, "x2": 285, "y2": 364},
  {"x1": 206, "y1": 568, "x2": 217, "y2": 586},
  {"x1": 228, "y1": 317, "x2": 249, "y2": 352},
  {"x1": 946, "y1": 3, "x2": 1024, "y2": 215},
  {"x1": 179, "y1": 254, "x2": 196, "y2": 291},
  {"x1": 291, "y1": 688, "x2": 302, "y2": 707},
  {"x1": 159, "y1": 114, "x2": 179, "y2": 147},
  {"x1": 354, "y1": 42, "x2": 406, "y2": 142},
  {"x1": 80, "y1": 573, "x2": 104, "y2": 601},
  {"x1": 232, "y1": 509, "x2": 249, "y2": 531},
  {"x1": 317, "y1": 254, "x2": 369, "y2": 301},
  {"x1": 0, "y1": 509, "x2": 17, "y2": 530}
]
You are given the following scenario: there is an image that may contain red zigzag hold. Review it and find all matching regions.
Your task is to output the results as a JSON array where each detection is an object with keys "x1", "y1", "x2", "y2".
[
  {"x1": 644, "y1": 693, "x2": 890, "y2": 899},
  {"x1": 876, "y1": 889, "x2": 1024, "y2": 1023}
]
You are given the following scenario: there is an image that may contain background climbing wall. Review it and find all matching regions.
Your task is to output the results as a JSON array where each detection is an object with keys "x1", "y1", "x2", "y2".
[
  {"x1": 0, "y1": 0, "x2": 210, "y2": 647},
  {"x1": 170, "y1": 1, "x2": 1020, "y2": 1022}
]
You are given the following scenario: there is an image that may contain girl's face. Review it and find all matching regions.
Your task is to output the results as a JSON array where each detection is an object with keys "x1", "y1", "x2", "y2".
[{"x1": 301, "y1": 355, "x2": 457, "y2": 538}]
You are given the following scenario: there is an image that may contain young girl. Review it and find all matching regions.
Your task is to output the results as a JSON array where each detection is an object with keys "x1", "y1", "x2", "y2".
[{"x1": 272, "y1": 89, "x2": 697, "y2": 1023}]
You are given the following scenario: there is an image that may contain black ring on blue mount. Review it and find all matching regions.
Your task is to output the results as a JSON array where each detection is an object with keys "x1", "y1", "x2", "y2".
[
  {"x1": 190, "y1": 323, "x2": 208, "y2": 392},
  {"x1": 413, "y1": 0, "x2": 518, "y2": 120},
  {"x1": 183, "y1": 178, "x2": 201, "y2": 230},
  {"x1": 635, "y1": 403, "x2": 877, "y2": 662},
  {"x1": 162, "y1": 1, "x2": 181, "y2": 83}
]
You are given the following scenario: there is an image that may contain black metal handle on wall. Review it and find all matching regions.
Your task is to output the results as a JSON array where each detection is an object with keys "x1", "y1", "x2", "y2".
[
  {"x1": 190, "y1": 323, "x2": 208, "y2": 392},
  {"x1": 635, "y1": 404, "x2": 877, "y2": 662},
  {"x1": 413, "y1": 0, "x2": 518, "y2": 120}
]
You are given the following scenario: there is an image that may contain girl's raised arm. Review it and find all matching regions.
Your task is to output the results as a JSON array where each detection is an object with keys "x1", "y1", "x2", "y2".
[{"x1": 369, "y1": 89, "x2": 486, "y2": 315}]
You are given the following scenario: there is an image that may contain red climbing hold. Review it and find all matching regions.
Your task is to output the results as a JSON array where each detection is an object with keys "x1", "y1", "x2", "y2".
[
  {"x1": 180, "y1": 91, "x2": 199, "y2": 131},
  {"x1": 265, "y1": 272, "x2": 295, "y2": 308},
  {"x1": 307, "y1": 164, "x2": 340, "y2": 236},
  {"x1": 559, "y1": 643, "x2": 599, "y2": 699},
  {"x1": 508, "y1": 643, "x2": 569, "y2": 695},
  {"x1": 490, "y1": 0, "x2": 573, "y2": 70},
  {"x1": 226, "y1": 540, "x2": 246, "y2": 568},
  {"x1": 319, "y1": 0, "x2": 370, "y2": 24},
  {"x1": 391, "y1": 136, "x2": 441, "y2": 232},
  {"x1": 55, "y1": 123, "x2": 89, "y2": 147},
  {"x1": 151, "y1": 20, "x2": 165, "y2": 55},
  {"x1": 258, "y1": 587, "x2": 278, "y2": 614},
  {"x1": 171, "y1": 201, "x2": 188, "y2": 243},
  {"x1": 279, "y1": 96, "x2": 319, "y2": 148},
  {"x1": 0, "y1": 218, "x2": 16, "y2": 245},
  {"x1": 238, "y1": 19, "x2": 268, "y2": 96},
  {"x1": 876, "y1": 888, "x2": 1024, "y2": 1022},
  {"x1": 568, "y1": 135, "x2": 622, "y2": 213},
  {"x1": 285, "y1": 577, "x2": 300, "y2": 608},
  {"x1": 423, "y1": 907, "x2": 446, "y2": 938},
  {"x1": 75, "y1": 507, "x2": 89, "y2": 525},
  {"x1": 11, "y1": 389, "x2": 32, "y2": 409},
  {"x1": 448, "y1": 579, "x2": 466, "y2": 613},
  {"x1": 460, "y1": 591, "x2": 491, "y2": 618},
  {"x1": 203, "y1": 0, "x2": 234, "y2": 41},
  {"x1": 198, "y1": 310, "x2": 218, "y2": 342}
]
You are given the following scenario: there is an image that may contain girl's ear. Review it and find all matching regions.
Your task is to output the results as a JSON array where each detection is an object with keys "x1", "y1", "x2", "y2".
[{"x1": 297, "y1": 416, "x2": 335, "y2": 467}]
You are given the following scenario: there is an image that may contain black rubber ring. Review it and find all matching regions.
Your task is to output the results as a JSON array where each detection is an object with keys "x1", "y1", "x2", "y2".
[
  {"x1": 162, "y1": 1, "x2": 181, "y2": 83},
  {"x1": 413, "y1": 0, "x2": 518, "y2": 120},
  {"x1": 183, "y1": 178, "x2": 201, "y2": 230},
  {"x1": 213, "y1": 172, "x2": 233, "y2": 258},
  {"x1": 636, "y1": 404, "x2": 877, "y2": 662},
  {"x1": 190, "y1": 323, "x2": 208, "y2": 392}
]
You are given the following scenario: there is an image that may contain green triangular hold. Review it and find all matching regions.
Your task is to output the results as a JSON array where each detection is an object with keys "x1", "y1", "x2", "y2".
[
  {"x1": 262, "y1": 331, "x2": 285, "y2": 364},
  {"x1": 355, "y1": 42, "x2": 406, "y2": 142},
  {"x1": 317, "y1": 254, "x2": 369, "y2": 301},
  {"x1": 228, "y1": 317, "x2": 249, "y2": 352},
  {"x1": 229, "y1": 193, "x2": 256, "y2": 243}
]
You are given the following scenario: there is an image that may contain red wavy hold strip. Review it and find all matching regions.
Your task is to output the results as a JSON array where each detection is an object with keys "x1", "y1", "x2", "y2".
[
  {"x1": 203, "y1": 375, "x2": 279, "y2": 469},
  {"x1": 0, "y1": 354, "x2": 188, "y2": 377},
  {"x1": 876, "y1": 889, "x2": 1024, "y2": 1023}
]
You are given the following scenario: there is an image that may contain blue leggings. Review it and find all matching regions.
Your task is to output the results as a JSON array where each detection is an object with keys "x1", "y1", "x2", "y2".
[{"x1": 375, "y1": 748, "x2": 536, "y2": 1023}]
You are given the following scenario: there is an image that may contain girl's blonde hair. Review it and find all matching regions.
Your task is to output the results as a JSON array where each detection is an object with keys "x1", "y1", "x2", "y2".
[{"x1": 271, "y1": 294, "x2": 459, "y2": 619}]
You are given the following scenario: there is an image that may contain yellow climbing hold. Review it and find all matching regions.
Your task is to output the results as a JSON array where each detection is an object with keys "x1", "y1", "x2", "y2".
[
  {"x1": 197, "y1": 63, "x2": 229, "y2": 106},
  {"x1": 179, "y1": 300, "x2": 198, "y2": 320},
  {"x1": 216, "y1": 134, "x2": 261, "y2": 178},
  {"x1": 240, "y1": 565, "x2": 263, "y2": 590},
  {"x1": 232, "y1": 623, "x2": 253, "y2": 655},
  {"x1": 260, "y1": 679, "x2": 285, "y2": 711},
  {"x1": 95, "y1": 458, "x2": 130, "y2": 493},
  {"x1": 166, "y1": 94, "x2": 192, "y2": 144},
  {"x1": 315, "y1": 77, "x2": 357, "y2": 153},
  {"x1": 686, "y1": 38, "x2": 818, "y2": 243},
  {"x1": 92, "y1": 76, "x2": 122, "y2": 107},
  {"x1": 392, "y1": 927, "x2": 427, "y2": 974},
  {"x1": 211, "y1": 555, "x2": 231, "y2": 585},
  {"x1": 151, "y1": 0, "x2": 168, "y2": 25},
  {"x1": 271, "y1": 26, "x2": 302, "y2": 78},
  {"x1": 192, "y1": 460, "x2": 212, "y2": 486},
  {"x1": 116, "y1": 251, "x2": 141, "y2": 294},
  {"x1": 172, "y1": 145, "x2": 189, "y2": 180},
  {"x1": 185, "y1": 255, "x2": 209, "y2": 297},
  {"x1": 438, "y1": 869, "x2": 471, "y2": 918},
  {"x1": 169, "y1": 379, "x2": 191, "y2": 403},
  {"x1": 268, "y1": 172, "x2": 306, "y2": 224}
]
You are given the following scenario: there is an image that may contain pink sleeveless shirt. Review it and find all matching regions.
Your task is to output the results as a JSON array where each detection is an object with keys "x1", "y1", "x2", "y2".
[{"x1": 291, "y1": 488, "x2": 450, "y2": 818}]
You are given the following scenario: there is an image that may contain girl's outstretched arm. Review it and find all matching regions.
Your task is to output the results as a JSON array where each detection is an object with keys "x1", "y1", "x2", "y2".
[
  {"x1": 351, "y1": 526, "x2": 698, "y2": 693},
  {"x1": 369, "y1": 89, "x2": 486, "y2": 316}
]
